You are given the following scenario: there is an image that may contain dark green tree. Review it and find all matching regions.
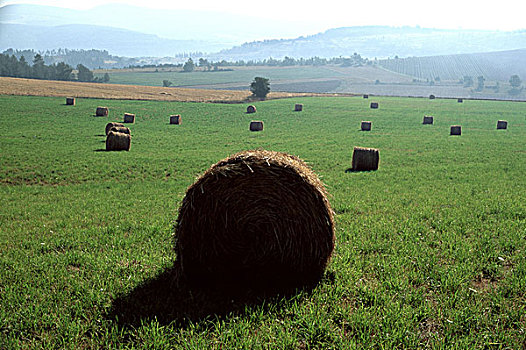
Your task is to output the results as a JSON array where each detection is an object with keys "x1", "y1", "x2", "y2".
[
  {"x1": 76, "y1": 64, "x2": 93, "y2": 82},
  {"x1": 162, "y1": 79, "x2": 172, "y2": 87},
  {"x1": 54, "y1": 62, "x2": 73, "y2": 81},
  {"x1": 103, "y1": 73, "x2": 110, "y2": 83},
  {"x1": 250, "y1": 77, "x2": 270, "y2": 99},
  {"x1": 183, "y1": 58, "x2": 195, "y2": 72},
  {"x1": 508, "y1": 75, "x2": 522, "y2": 95},
  {"x1": 32, "y1": 54, "x2": 46, "y2": 79},
  {"x1": 509, "y1": 75, "x2": 522, "y2": 88},
  {"x1": 17, "y1": 55, "x2": 30, "y2": 78}
]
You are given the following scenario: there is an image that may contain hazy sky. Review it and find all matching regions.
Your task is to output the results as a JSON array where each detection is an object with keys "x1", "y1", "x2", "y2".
[{"x1": 1, "y1": 0, "x2": 524, "y2": 31}]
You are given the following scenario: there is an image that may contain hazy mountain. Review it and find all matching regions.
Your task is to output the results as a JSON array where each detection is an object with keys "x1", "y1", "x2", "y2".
[
  {"x1": 2, "y1": 4, "x2": 525, "y2": 59},
  {"x1": 0, "y1": 3, "x2": 315, "y2": 51},
  {"x1": 0, "y1": 23, "x2": 227, "y2": 57},
  {"x1": 215, "y1": 26, "x2": 526, "y2": 60}
]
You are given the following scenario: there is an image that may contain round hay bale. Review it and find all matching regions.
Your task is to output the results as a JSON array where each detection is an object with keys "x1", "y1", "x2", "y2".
[
  {"x1": 174, "y1": 150, "x2": 335, "y2": 292},
  {"x1": 361, "y1": 121, "x2": 372, "y2": 131},
  {"x1": 105, "y1": 122, "x2": 124, "y2": 135},
  {"x1": 247, "y1": 105, "x2": 257, "y2": 114},
  {"x1": 352, "y1": 147, "x2": 379, "y2": 171},
  {"x1": 429, "y1": 94, "x2": 436, "y2": 99},
  {"x1": 123, "y1": 113, "x2": 135, "y2": 123},
  {"x1": 450, "y1": 125, "x2": 462, "y2": 135},
  {"x1": 458, "y1": 98, "x2": 463, "y2": 103},
  {"x1": 170, "y1": 115, "x2": 182, "y2": 125},
  {"x1": 110, "y1": 126, "x2": 131, "y2": 135},
  {"x1": 106, "y1": 131, "x2": 131, "y2": 151},
  {"x1": 423, "y1": 115, "x2": 434, "y2": 124},
  {"x1": 249, "y1": 120, "x2": 264, "y2": 131},
  {"x1": 96, "y1": 107, "x2": 109, "y2": 117},
  {"x1": 497, "y1": 120, "x2": 508, "y2": 129},
  {"x1": 294, "y1": 103, "x2": 303, "y2": 112},
  {"x1": 363, "y1": 94, "x2": 369, "y2": 99},
  {"x1": 66, "y1": 97, "x2": 75, "y2": 106},
  {"x1": 370, "y1": 102, "x2": 379, "y2": 109}
]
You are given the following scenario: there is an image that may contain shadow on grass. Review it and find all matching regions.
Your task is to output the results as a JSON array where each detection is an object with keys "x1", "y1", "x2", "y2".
[
  {"x1": 344, "y1": 168, "x2": 378, "y2": 173},
  {"x1": 94, "y1": 149, "x2": 106, "y2": 152},
  {"x1": 107, "y1": 262, "x2": 325, "y2": 328}
]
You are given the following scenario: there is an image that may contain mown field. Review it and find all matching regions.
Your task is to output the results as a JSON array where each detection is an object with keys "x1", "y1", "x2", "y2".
[
  {"x1": 100, "y1": 64, "x2": 526, "y2": 100},
  {"x1": 1, "y1": 94, "x2": 525, "y2": 348}
]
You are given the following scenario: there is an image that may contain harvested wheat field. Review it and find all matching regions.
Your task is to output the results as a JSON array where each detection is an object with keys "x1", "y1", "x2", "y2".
[{"x1": 0, "y1": 77, "x2": 335, "y2": 103}]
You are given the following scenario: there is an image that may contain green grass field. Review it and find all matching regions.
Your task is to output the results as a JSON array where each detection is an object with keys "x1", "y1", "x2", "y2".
[
  {"x1": 1, "y1": 94, "x2": 525, "y2": 348},
  {"x1": 104, "y1": 66, "x2": 341, "y2": 88}
]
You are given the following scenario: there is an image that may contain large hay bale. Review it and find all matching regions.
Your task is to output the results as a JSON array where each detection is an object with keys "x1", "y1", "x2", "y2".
[
  {"x1": 66, "y1": 98, "x2": 75, "y2": 106},
  {"x1": 96, "y1": 106, "x2": 109, "y2": 116},
  {"x1": 294, "y1": 103, "x2": 303, "y2": 112},
  {"x1": 106, "y1": 131, "x2": 131, "y2": 151},
  {"x1": 105, "y1": 122, "x2": 124, "y2": 135},
  {"x1": 123, "y1": 113, "x2": 135, "y2": 123},
  {"x1": 497, "y1": 120, "x2": 508, "y2": 129},
  {"x1": 170, "y1": 115, "x2": 182, "y2": 125},
  {"x1": 361, "y1": 121, "x2": 372, "y2": 131},
  {"x1": 247, "y1": 105, "x2": 257, "y2": 114},
  {"x1": 450, "y1": 125, "x2": 462, "y2": 135},
  {"x1": 423, "y1": 115, "x2": 434, "y2": 124},
  {"x1": 352, "y1": 147, "x2": 379, "y2": 171},
  {"x1": 110, "y1": 126, "x2": 131, "y2": 135},
  {"x1": 429, "y1": 94, "x2": 436, "y2": 99},
  {"x1": 174, "y1": 150, "x2": 335, "y2": 291},
  {"x1": 458, "y1": 98, "x2": 463, "y2": 103},
  {"x1": 370, "y1": 102, "x2": 379, "y2": 109},
  {"x1": 249, "y1": 120, "x2": 264, "y2": 131},
  {"x1": 363, "y1": 94, "x2": 369, "y2": 99}
]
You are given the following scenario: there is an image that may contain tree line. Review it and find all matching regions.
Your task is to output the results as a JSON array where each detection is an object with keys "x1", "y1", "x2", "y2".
[
  {"x1": 2, "y1": 48, "x2": 135, "y2": 69},
  {"x1": 129, "y1": 53, "x2": 370, "y2": 70},
  {"x1": 0, "y1": 53, "x2": 109, "y2": 83}
]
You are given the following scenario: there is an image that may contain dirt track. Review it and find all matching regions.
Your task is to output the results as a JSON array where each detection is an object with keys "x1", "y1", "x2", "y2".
[{"x1": 0, "y1": 77, "x2": 343, "y2": 103}]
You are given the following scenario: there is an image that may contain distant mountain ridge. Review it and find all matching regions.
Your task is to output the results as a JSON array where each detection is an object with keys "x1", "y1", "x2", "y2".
[
  {"x1": 1, "y1": 4, "x2": 525, "y2": 59},
  {"x1": 215, "y1": 26, "x2": 526, "y2": 60},
  {"x1": 0, "y1": 23, "x2": 224, "y2": 58},
  {"x1": 0, "y1": 3, "x2": 314, "y2": 54}
]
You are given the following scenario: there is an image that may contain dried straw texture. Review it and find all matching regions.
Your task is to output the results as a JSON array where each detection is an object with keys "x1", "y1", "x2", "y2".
[
  {"x1": 110, "y1": 126, "x2": 131, "y2": 135},
  {"x1": 370, "y1": 102, "x2": 379, "y2": 109},
  {"x1": 423, "y1": 115, "x2": 434, "y2": 124},
  {"x1": 96, "y1": 107, "x2": 109, "y2": 116},
  {"x1": 250, "y1": 121, "x2": 264, "y2": 131},
  {"x1": 450, "y1": 125, "x2": 462, "y2": 135},
  {"x1": 295, "y1": 104, "x2": 303, "y2": 111},
  {"x1": 66, "y1": 97, "x2": 75, "y2": 105},
  {"x1": 170, "y1": 115, "x2": 182, "y2": 125},
  {"x1": 105, "y1": 122, "x2": 124, "y2": 135},
  {"x1": 497, "y1": 120, "x2": 508, "y2": 129},
  {"x1": 174, "y1": 150, "x2": 335, "y2": 291},
  {"x1": 361, "y1": 121, "x2": 372, "y2": 131},
  {"x1": 352, "y1": 147, "x2": 379, "y2": 171},
  {"x1": 106, "y1": 131, "x2": 131, "y2": 151},
  {"x1": 123, "y1": 113, "x2": 135, "y2": 123},
  {"x1": 247, "y1": 105, "x2": 257, "y2": 114}
]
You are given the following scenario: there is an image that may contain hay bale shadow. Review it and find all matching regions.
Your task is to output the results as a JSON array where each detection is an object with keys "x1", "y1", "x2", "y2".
[
  {"x1": 106, "y1": 262, "x2": 324, "y2": 328},
  {"x1": 345, "y1": 167, "x2": 376, "y2": 173},
  {"x1": 95, "y1": 134, "x2": 106, "y2": 137},
  {"x1": 94, "y1": 149, "x2": 106, "y2": 152}
]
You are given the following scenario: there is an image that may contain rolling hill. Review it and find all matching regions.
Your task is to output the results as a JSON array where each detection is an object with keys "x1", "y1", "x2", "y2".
[
  {"x1": 1, "y1": 4, "x2": 525, "y2": 59},
  {"x1": 215, "y1": 26, "x2": 526, "y2": 60}
]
